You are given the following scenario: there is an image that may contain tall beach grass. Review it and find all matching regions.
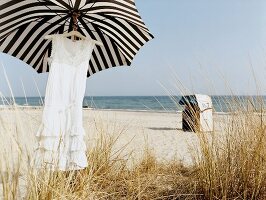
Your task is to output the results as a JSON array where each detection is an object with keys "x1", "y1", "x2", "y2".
[{"x1": 0, "y1": 64, "x2": 265, "y2": 199}]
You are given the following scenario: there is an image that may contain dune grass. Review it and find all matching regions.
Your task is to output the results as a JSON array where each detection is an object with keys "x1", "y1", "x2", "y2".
[
  {"x1": 194, "y1": 110, "x2": 266, "y2": 199},
  {"x1": 0, "y1": 94, "x2": 265, "y2": 199}
]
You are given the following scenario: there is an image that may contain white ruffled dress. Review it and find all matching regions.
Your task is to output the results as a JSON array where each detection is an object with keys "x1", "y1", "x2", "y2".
[{"x1": 34, "y1": 35, "x2": 95, "y2": 171}]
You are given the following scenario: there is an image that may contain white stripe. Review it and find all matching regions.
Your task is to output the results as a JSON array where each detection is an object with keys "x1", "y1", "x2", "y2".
[
  {"x1": 1, "y1": 18, "x2": 40, "y2": 39},
  {"x1": 25, "y1": 24, "x2": 64, "y2": 63},
  {"x1": 81, "y1": 19, "x2": 126, "y2": 68},
  {"x1": 116, "y1": 18, "x2": 146, "y2": 44},
  {"x1": 88, "y1": 2, "x2": 139, "y2": 16},
  {"x1": 1, "y1": 13, "x2": 57, "y2": 34},
  {"x1": 104, "y1": 13, "x2": 147, "y2": 30},
  {"x1": 49, "y1": 0, "x2": 69, "y2": 9},
  {"x1": 104, "y1": 35, "x2": 120, "y2": 67},
  {"x1": 99, "y1": 27, "x2": 135, "y2": 59},
  {"x1": 86, "y1": 3, "x2": 141, "y2": 21},
  {"x1": 102, "y1": 17, "x2": 143, "y2": 49},
  {"x1": 0, "y1": 31, "x2": 16, "y2": 52},
  {"x1": 88, "y1": 14, "x2": 139, "y2": 53},
  {"x1": 0, "y1": 3, "x2": 62, "y2": 26},
  {"x1": 30, "y1": 40, "x2": 50, "y2": 67},
  {"x1": 114, "y1": 0, "x2": 136, "y2": 8},
  {"x1": 16, "y1": 17, "x2": 61, "y2": 59},
  {"x1": 87, "y1": 63, "x2": 93, "y2": 76},
  {"x1": 82, "y1": 1, "x2": 137, "y2": 13},
  {"x1": 119, "y1": 50, "x2": 128, "y2": 65},
  {"x1": 7, "y1": 24, "x2": 34, "y2": 55},
  {"x1": 81, "y1": 23, "x2": 112, "y2": 68},
  {"x1": 79, "y1": 0, "x2": 87, "y2": 9},
  {"x1": 97, "y1": 28, "x2": 136, "y2": 57},
  {"x1": 90, "y1": 56, "x2": 98, "y2": 73}
]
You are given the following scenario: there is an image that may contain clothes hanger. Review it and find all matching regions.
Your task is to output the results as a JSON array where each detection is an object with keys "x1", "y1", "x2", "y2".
[{"x1": 44, "y1": 31, "x2": 104, "y2": 47}]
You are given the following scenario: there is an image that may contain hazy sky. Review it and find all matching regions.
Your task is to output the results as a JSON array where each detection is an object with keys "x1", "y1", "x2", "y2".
[{"x1": 1, "y1": 0, "x2": 266, "y2": 97}]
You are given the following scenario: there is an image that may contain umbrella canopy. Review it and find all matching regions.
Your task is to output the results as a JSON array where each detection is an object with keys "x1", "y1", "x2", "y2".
[{"x1": 0, "y1": 0, "x2": 153, "y2": 77}]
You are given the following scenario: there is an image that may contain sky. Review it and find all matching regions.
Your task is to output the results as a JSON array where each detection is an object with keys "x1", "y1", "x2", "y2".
[{"x1": 1, "y1": 0, "x2": 266, "y2": 97}]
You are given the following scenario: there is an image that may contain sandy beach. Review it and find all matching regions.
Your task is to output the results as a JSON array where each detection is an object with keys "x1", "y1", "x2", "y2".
[
  {"x1": 0, "y1": 106, "x2": 265, "y2": 199},
  {"x1": 0, "y1": 107, "x2": 225, "y2": 169}
]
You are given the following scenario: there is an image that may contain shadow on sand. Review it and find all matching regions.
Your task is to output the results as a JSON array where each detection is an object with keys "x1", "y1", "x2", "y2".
[{"x1": 148, "y1": 127, "x2": 183, "y2": 131}]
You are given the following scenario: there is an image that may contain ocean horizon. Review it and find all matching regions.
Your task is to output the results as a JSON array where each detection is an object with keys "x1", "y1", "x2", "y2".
[{"x1": 0, "y1": 95, "x2": 265, "y2": 113}]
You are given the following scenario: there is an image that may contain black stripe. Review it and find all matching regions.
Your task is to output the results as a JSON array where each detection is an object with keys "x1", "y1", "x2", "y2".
[
  {"x1": 121, "y1": 0, "x2": 135, "y2": 6},
  {"x1": 47, "y1": 43, "x2": 52, "y2": 71},
  {"x1": 3, "y1": 23, "x2": 30, "y2": 53},
  {"x1": 34, "y1": 25, "x2": 65, "y2": 72},
  {"x1": 94, "y1": 11, "x2": 147, "y2": 30},
  {"x1": 0, "y1": 3, "x2": 68, "y2": 20},
  {"x1": 83, "y1": 0, "x2": 136, "y2": 11},
  {"x1": 89, "y1": 15, "x2": 140, "y2": 50},
  {"x1": 79, "y1": 18, "x2": 109, "y2": 70},
  {"x1": 92, "y1": 23, "x2": 116, "y2": 67},
  {"x1": 86, "y1": 0, "x2": 134, "y2": 6},
  {"x1": 129, "y1": 22, "x2": 151, "y2": 42},
  {"x1": 82, "y1": 7, "x2": 144, "y2": 27},
  {"x1": 12, "y1": 16, "x2": 55, "y2": 57},
  {"x1": 91, "y1": 51, "x2": 102, "y2": 71},
  {"x1": 22, "y1": 15, "x2": 69, "y2": 62},
  {"x1": 80, "y1": 17, "x2": 126, "y2": 71},
  {"x1": 82, "y1": 17, "x2": 128, "y2": 69},
  {"x1": 0, "y1": 0, "x2": 27, "y2": 10},
  {"x1": 0, "y1": 9, "x2": 67, "y2": 27},
  {"x1": 42, "y1": 23, "x2": 66, "y2": 72},
  {"x1": 0, "y1": 2, "x2": 65, "y2": 19},
  {"x1": 89, "y1": 60, "x2": 96, "y2": 74},
  {"x1": 104, "y1": 14, "x2": 144, "y2": 46},
  {"x1": 35, "y1": 43, "x2": 51, "y2": 73},
  {"x1": 84, "y1": 15, "x2": 137, "y2": 55},
  {"x1": 0, "y1": 38, "x2": 6, "y2": 47},
  {"x1": 83, "y1": 5, "x2": 138, "y2": 16},
  {"x1": 0, "y1": 15, "x2": 48, "y2": 37},
  {"x1": 110, "y1": 38, "x2": 124, "y2": 66},
  {"x1": 57, "y1": 22, "x2": 67, "y2": 34},
  {"x1": 77, "y1": 19, "x2": 105, "y2": 71},
  {"x1": 125, "y1": 57, "x2": 131, "y2": 65},
  {"x1": 85, "y1": 21, "x2": 134, "y2": 60},
  {"x1": 74, "y1": 0, "x2": 81, "y2": 9},
  {"x1": 52, "y1": 0, "x2": 72, "y2": 10}
]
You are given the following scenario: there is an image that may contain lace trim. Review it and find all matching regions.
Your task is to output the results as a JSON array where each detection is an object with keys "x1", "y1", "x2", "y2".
[{"x1": 50, "y1": 35, "x2": 95, "y2": 67}]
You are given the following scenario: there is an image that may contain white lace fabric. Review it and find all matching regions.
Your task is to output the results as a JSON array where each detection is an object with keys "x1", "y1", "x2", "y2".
[{"x1": 33, "y1": 35, "x2": 95, "y2": 171}]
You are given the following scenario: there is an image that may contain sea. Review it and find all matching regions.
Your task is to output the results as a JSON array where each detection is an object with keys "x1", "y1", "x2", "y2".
[{"x1": 1, "y1": 96, "x2": 265, "y2": 113}]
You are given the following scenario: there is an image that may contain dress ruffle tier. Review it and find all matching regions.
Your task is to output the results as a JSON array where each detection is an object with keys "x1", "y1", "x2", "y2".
[{"x1": 34, "y1": 107, "x2": 88, "y2": 171}]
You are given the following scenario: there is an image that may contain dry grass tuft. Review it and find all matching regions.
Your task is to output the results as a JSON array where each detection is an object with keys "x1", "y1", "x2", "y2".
[
  {"x1": 193, "y1": 99, "x2": 266, "y2": 200},
  {"x1": 0, "y1": 96, "x2": 266, "y2": 199}
]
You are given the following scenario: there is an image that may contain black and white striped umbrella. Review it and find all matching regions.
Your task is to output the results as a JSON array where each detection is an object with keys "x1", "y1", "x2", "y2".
[{"x1": 0, "y1": 0, "x2": 153, "y2": 77}]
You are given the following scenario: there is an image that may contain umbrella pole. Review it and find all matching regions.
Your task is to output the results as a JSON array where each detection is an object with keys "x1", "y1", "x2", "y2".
[{"x1": 72, "y1": 12, "x2": 80, "y2": 41}]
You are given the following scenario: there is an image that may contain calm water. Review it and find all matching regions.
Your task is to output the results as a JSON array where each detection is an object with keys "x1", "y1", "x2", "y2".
[{"x1": 1, "y1": 96, "x2": 266, "y2": 113}]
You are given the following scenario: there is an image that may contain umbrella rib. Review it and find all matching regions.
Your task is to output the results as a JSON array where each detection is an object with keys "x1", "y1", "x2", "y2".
[
  {"x1": 68, "y1": 0, "x2": 73, "y2": 8},
  {"x1": 31, "y1": 16, "x2": 70, "y2": 27},
  {"x1": 30, "y1": 18, "x2": 99, "y2": 33},
  {"x1": 36, "y1": 0, "x2": 67, "y2": 19},
  {"x1": 82, "y1": 17, "x2": 108, "y2": 36},
  {"x1": 82, "y1": 16, "x2": 108, "y2": 25},
  {"x1": 80, "y1": 1, "x2": 96, "y2": 11}
]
